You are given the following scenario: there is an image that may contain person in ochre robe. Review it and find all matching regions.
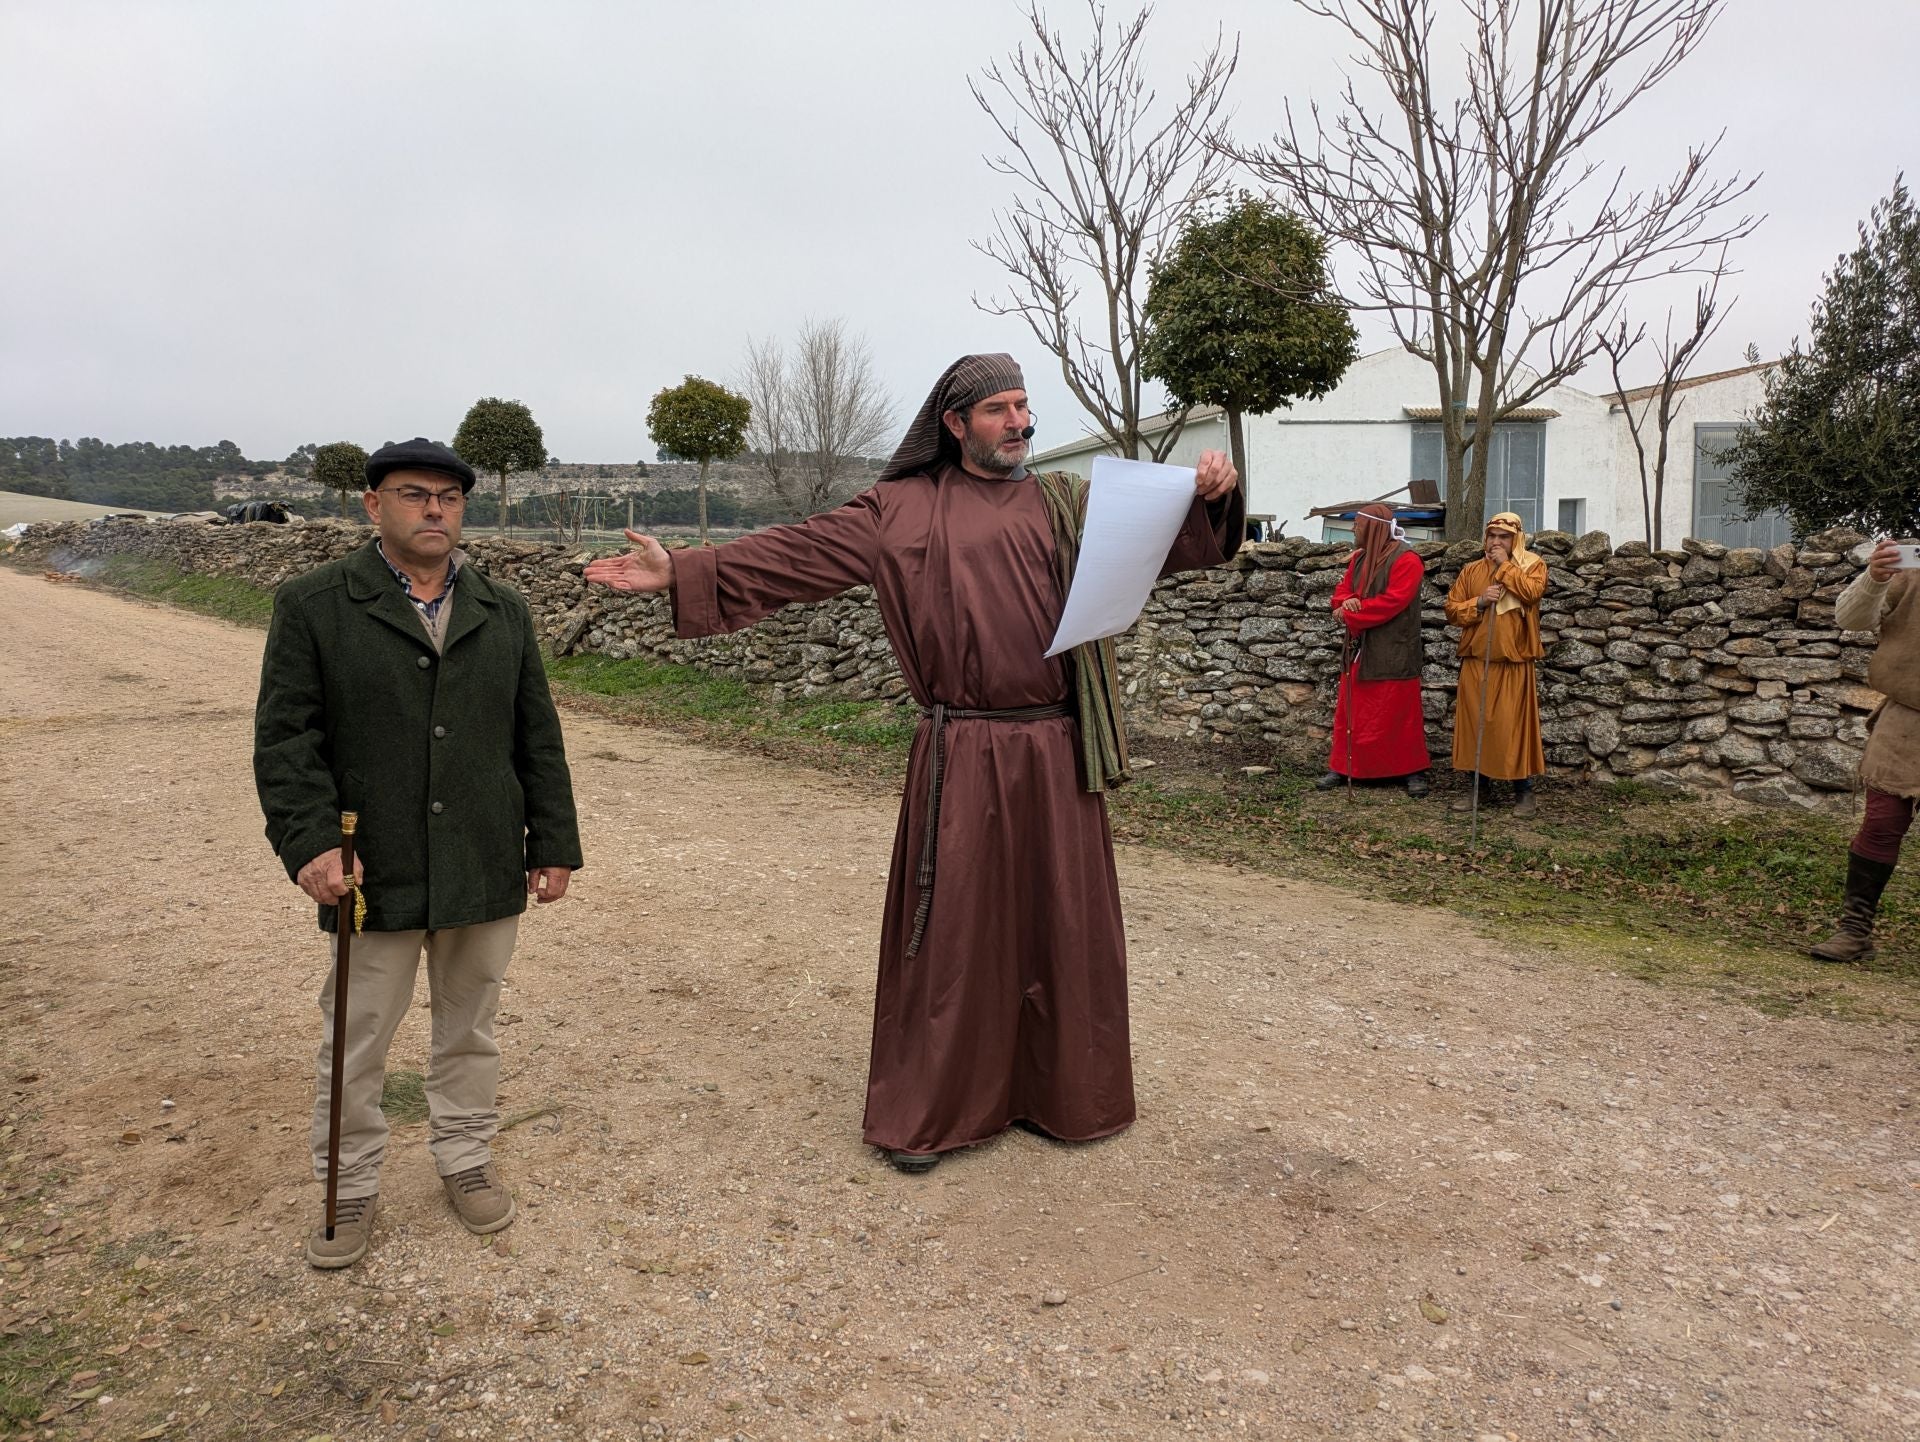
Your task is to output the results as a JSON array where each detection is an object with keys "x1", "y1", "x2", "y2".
[
  {"x1": 1444, "y1": 511, "x2": 1549, "y2": 817},
  {"x1": 1317, "y1": 502, "x2": 1432, "y2": 796},
  {"x1": 584, "y1": 354, "x2": 1242, "y2": 1172}
]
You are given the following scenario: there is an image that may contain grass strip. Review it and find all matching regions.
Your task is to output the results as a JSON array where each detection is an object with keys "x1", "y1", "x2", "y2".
[
  {"x1": 1108, "y1": 760, "x2": 1918, "y2": 1018},
  {"x1": 548, "y1": 649, "x2": 1918, "y2": 1021},
  {"x1": 88, "y1": 555, "x2": 276, "y2": 628},
  {"x1": 547, "y1": 652, "x2": 917, "y2": 766}
]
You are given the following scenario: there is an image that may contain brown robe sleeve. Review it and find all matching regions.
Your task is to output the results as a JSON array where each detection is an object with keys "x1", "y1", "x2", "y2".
[
  {"x1": 1159, "y1": 483, "x2": 1246, "y2": 577},
  {"x1": 670, "y1": 489, "x2": 881, "y2": 639}
]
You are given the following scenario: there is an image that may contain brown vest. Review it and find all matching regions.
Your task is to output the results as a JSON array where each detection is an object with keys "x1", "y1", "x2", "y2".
[
  {"x1": 1355, "y1": 544, "x2": 1425, "y2": 682},
  {"x1": 1868, "y1": 572, "x2": 1920, "y2": 712}
]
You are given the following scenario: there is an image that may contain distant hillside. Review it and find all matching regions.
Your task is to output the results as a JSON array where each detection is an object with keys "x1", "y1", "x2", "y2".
[{"x1": 2, "y1": 436, "x2": 274, "y2": 512}]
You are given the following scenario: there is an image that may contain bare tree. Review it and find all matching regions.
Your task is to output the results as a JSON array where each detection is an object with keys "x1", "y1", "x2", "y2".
[
  {"x1": 972, "y1": 2, "x2": 1237, "y2": 461},
  {"x1": 791, "y1": 318, "x2": 893, "y2": 515},
  {"x1": 536, "y1": 486, "x2": 587, "y2": 545},
  {"x1": 738, "y1": 333, "x2": 796, "y2": 509},
  {"x1": 1597, "y1": 251, "x2": 1734, "y2": 548},
  {"x1": 737, "y1": 319, "x2": 893, "y2": 520},
  {"x1": 1226, "y1": 0, "x2": 1759, "y2": 538}
]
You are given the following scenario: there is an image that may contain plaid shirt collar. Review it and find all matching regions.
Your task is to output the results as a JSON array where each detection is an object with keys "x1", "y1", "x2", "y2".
[{"x1": 375, "y1": 540, "x2": 460, "y2": 623}]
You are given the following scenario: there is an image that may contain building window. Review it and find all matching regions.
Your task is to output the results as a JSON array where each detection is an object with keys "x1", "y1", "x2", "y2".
[
  {"x1": 1558, "y1": 498, "x2": 1586, "y2": 534},
  {"x1": 1694, "y1": 424, "x2": 1792, "y2": 548},
  {"x1": 1411, "y1": 422, "x2": 1545, "y2": 535}
]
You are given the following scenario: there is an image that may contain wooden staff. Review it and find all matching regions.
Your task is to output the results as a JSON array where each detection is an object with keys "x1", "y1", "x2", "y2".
[
  {"x1": 324, "y1": 811, "x2": 359, "y2": 1241},
  {"x1": 1340, "y1": 629, "x2": 1356, "y2": 805},
  {"x1": 1469, "y1": 596, "x2": 1497, "y2": 848}
]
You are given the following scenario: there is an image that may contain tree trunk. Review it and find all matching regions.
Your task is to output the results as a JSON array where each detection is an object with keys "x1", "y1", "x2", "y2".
[
  {"x1": 1226, "y1": 408, "x2": 1248, "y2": 495},
  {"x1": 1442, "y1": 423, "x2": 1475, "y2": 542},
  {"x1": 499, "y1": 471, "x2": 511, "y2": 539},
  {"x1": 338, "y1": 488, "x2": 348, "y2": 518},
  {"x1": 697, "y1": 458, "x2": 710, "y2": 546}
]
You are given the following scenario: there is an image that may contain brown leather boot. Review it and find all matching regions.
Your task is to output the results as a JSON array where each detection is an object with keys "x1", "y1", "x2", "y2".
[{"x1": 1809, "y1": 852, "x2": 1895, "y2": 964}]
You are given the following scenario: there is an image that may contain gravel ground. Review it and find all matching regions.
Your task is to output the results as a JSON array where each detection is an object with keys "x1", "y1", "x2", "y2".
[{"x1": 1, "y1": 564, "x2": 1917, "y2": 1442}]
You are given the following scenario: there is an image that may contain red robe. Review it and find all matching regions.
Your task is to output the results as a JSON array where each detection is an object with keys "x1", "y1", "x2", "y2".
[
  {"x1": 1328, "y1": 550, "x2": 1431, "y2": 779},
  {"x1": 669, "y1": 463, "x2": 1241, "y2": 1154}
]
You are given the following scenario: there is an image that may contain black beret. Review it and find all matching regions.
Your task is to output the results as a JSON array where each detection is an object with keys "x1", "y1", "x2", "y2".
[{"x1": 365, "y1": 437, "x2": 478, "y2": 492}]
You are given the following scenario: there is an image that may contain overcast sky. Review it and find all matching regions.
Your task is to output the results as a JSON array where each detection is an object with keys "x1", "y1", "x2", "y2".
[{"x1": 3, "y1": 0, "x2": 1915, "y2": 463}]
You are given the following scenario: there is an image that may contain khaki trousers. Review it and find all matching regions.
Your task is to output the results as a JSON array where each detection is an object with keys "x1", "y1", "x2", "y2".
[{"x1": 310, "y1": 916, "x2": 519, "y2": 1198}]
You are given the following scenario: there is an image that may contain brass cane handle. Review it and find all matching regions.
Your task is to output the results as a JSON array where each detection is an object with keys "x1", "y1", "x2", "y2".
[{"x1": 339, "y1": 812, "x2": 364, "y2": 933}]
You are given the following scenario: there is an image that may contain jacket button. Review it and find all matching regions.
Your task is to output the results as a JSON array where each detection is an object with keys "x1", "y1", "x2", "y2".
[
  {"x1": 416, "y1": 655, "x2": 431, "y2": 669},
  {"x1": 431, "y1": 801, "x2": 444, "y2": 814},
  {"x1": 433, "y1": 725, "x2": 446, "y2": 738}
]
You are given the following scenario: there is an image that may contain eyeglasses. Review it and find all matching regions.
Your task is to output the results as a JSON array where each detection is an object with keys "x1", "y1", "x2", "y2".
[{"x1": 380, "y1": 485, "x2": 466, "y2": 510}]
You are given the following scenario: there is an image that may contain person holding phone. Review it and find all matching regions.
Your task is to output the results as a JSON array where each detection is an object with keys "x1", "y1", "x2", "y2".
[{"x1": 1812, "y1": 538, "x2": 1920, "y2": 962}]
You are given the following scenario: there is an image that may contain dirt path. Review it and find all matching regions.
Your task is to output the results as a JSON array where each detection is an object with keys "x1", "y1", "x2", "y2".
[{"x1": 2, "y1": 564, "x2": 1917, "y2": 1442}]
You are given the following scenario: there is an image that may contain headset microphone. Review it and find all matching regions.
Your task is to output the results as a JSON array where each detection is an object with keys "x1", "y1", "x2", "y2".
[{"x1": 1020, "y1": 424, "x2": 1036, "y2": 440}]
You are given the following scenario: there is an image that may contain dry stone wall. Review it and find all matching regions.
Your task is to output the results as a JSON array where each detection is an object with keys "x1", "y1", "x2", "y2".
[{"x1": 9, "y1": 516, "x2": 1883, "y2": 811}]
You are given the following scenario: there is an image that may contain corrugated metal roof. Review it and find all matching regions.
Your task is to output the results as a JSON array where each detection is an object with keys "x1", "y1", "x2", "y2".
[{"x1": 1401, "y1": 406, "x2": 1561, "y2": 421}]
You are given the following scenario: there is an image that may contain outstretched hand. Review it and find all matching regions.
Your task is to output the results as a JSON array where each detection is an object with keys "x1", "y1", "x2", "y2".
[{"x1": 582, "y1": 530, "x2": 674, "y2": 594}]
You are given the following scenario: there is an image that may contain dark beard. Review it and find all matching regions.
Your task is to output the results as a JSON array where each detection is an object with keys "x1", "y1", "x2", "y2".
[{"x1": 961, "y1": 428, "x2": 1024, "y2": 476}]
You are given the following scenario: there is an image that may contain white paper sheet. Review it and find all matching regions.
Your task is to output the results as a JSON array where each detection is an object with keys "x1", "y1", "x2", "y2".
[{"x1": 1044, "y1": 456, "x2": 1196, "y2": 658}]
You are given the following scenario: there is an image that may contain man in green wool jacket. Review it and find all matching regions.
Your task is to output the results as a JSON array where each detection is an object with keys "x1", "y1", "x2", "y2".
[{"x1": 254, "y1": 437, "x2": 583, "y2": 1268}]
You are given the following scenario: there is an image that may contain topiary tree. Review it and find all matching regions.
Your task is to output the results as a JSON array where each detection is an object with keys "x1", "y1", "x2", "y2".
[
  {"x1": 311, "y1": 441, "x2": 369, "y2": 518},
  {"x1": 453, "y1": 397, "x2": 546, "y2": 537},
  {"x1": 646, "y1": 376, "x2": 750, "y2": 545},
  {"x1": 1726, "y1": 178, "x2": 1920, "y2": 538},
  {"x1": 1141, "y1": 195, "x2": 1358, "y2": 488}
]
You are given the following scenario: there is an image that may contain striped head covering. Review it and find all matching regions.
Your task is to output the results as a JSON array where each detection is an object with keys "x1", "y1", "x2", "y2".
[
  {"x1": 1486, "y1": 511, "x2": 1543, "y2": 615},
  {"x1": 877, "y1": 353, "x2": 1026, "y2": 483}
]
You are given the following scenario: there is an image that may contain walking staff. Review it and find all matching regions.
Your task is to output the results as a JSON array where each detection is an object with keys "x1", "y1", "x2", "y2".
[
  {"x1": 322, "y1": 811, "x2": 363, "y2": 1243},
  {"x1": 1469, "y1": 612, "x2": 1495, "y2": 846}
]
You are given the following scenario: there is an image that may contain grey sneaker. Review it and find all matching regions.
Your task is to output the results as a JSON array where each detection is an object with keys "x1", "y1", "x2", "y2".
[
  {"x1": 442, "y1": 1162, "x2": 515, "y2": 1234},
  {"x1": 306, "y1": 1194, "x2": 376, "y2": 1270}
]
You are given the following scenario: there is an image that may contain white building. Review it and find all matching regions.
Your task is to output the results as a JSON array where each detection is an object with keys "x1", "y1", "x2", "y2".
[{"x1": 1029, "y1": 347, "x2": 1788, "y2": 548}]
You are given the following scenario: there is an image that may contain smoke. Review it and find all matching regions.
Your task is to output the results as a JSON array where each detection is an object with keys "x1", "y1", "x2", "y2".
[{"x1": 45, "y1": 548, "x2": 109, "y2": 579}]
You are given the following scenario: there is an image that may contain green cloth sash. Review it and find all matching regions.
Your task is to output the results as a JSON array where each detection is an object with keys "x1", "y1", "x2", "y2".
[{"x1": 1034, "y1": 469, "x2": 1131, "y2": 794}]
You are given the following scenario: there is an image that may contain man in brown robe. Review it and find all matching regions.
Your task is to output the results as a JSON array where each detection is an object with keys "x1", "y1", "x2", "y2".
[
  {"x1": 1444, "y1": 511, "x2": 1548, "y2": 817},
  {"x1": 585, "y1": 355, "x2": 1242, "y2": 1170}
]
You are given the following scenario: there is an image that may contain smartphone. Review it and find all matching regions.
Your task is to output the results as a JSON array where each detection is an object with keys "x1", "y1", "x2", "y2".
[{"x1": 1894, "y1": 541, "x2": 1920, "y2": 570}]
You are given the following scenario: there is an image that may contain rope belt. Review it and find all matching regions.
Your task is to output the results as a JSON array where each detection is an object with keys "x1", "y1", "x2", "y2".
[{"x1": 905, "y1": 701, "x2": 1071, "y2": 958}]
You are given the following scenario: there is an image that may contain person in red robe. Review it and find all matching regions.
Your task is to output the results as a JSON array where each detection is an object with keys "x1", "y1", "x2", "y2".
[
  {"x1": 1316, "y1": 503, "x2": 1432, "y2": 796},
  {"x1": 585, "y1": 355, "x2": 1242, "y2": 1172}
]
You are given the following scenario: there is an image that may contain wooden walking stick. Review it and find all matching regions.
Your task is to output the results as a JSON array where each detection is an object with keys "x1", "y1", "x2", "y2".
[
  {"x1": 1469, "y1": 593, "x2": 1497, "y2": 848},
  {"x1": 324, "y1": 811, "x2": 364, "y2": 1241},
  {"x1": 1341, "y1": 630, "x2": 1357, "y2": 805}
]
